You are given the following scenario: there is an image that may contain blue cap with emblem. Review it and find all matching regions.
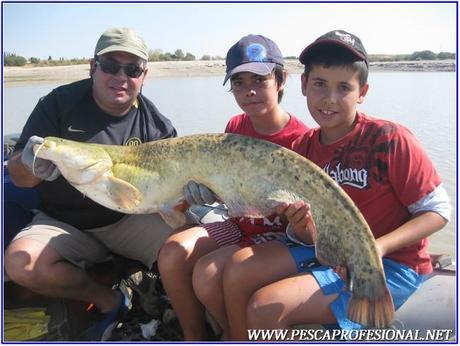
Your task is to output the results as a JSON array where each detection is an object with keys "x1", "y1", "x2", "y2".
[{"x1": 223, "y1": 34, "x2": 284, "y2": 85}]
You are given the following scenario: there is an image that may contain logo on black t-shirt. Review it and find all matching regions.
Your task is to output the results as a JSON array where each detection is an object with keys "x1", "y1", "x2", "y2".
[{"x1": 67, "y1": 125, "x2": 85, "y2": 133}]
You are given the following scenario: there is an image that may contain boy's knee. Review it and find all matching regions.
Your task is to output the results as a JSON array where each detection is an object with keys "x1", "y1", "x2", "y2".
[
  {"x1": 222, "y1": 250, "x2": 248, "y2": 285},
  {"x1": 192, "y1": 256, "x2": 215, "y2": 300},
  {"x1": 246, "y1": 290, "x2": 276, "y2": 329},
  {"x1": 157, "y1": 239, "x2": 188, "y2": 273}
]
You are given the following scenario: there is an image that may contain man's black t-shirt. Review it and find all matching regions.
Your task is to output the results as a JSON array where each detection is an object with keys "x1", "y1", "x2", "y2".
[{"x1": 15, "y1": 79, "x2": 177, "y2": 229}]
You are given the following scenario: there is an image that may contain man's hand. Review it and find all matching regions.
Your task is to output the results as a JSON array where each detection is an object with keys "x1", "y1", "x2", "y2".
[
  {"x1": 183, "y1": 181, "x2": 217, "y2": 205},
  {"x1": 21, "y1": 136, "x2": 60, "y2": 181},
  {"x1": 276, "y1": 201, "x2": 317, "y2": 245}
]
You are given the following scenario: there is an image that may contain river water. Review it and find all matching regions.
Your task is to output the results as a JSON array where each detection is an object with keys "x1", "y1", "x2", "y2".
[{"x1": 3, "y1": 72, "x2": 457, "y2": 259}]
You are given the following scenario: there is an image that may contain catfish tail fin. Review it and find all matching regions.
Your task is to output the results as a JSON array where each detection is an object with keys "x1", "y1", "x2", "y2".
[{"x1": 348, "y1": 288, "x2": 394, "y2": 328}]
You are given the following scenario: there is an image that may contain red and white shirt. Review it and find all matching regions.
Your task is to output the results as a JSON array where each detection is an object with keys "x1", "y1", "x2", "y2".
[{"x1": 293, "y1": 112, "x2": 442, "y2": 275}]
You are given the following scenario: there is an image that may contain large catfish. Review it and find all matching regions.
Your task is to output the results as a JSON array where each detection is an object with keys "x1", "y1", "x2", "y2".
[{"x1": 33, "y1": 134, "x2": 394, "y2": 328}]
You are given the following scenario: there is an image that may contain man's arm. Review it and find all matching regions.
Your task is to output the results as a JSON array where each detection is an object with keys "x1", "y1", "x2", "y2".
[
  {"x1": 7, "y1": 136, "x2": 60, "y2": 187},
  {"x1": 7, "y1": 151, "x2": 42, "y2": 187}
]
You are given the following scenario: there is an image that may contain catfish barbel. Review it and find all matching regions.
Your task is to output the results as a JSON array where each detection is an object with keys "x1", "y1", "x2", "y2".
[{"x1": 34, "y1": 133, "x2": 394, "y2": 328}]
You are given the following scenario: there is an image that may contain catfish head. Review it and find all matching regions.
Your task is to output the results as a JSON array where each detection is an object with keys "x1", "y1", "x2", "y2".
[{"x1": 33, "y1": 137, "x2": 113, "y2": 185}]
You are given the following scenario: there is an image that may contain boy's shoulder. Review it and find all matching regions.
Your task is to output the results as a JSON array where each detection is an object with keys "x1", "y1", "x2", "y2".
[
  {"x1": 225, "y1": 113, "x2": 247, "y2": 128},
  {"x1": 288, "y1": 113, "x2": 310, "y2": 131},
  {"x1": 227, "y1": 112, "x2": 247, "y2": 123},
  {"x1": 291, "y1": 127, "x2": 318, "y2": 154},
  {"x1": 225, "y1": 113, "x2": 249, "y2": 134},
  {"x1": 357, "y1": 112, "x2": 414, "y2": 138}
]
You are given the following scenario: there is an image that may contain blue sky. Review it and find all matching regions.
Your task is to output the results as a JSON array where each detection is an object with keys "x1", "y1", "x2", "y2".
[{"x1": 2, "y1": 2, "x2": 457, "y2": 60}]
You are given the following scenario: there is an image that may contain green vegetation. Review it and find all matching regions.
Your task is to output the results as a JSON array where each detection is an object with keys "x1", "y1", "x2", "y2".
[
  {"x1": 3, "y1": 50, "x2": 455, "y2": 67},
  {"x1": 148, "y1": 48, "x2": 222, "y2": 62},
  {"x1": 4, "y1": 53, "x2": 89, "y2": 67},
  {"x1": 4, "y1": 53, "x2": 27, "y2": 66},
  {"x1": 368, "y1": 51, "x2": 455, "y2": 62},
  {"x1": 148, "y1": 48, "x2": 197, "y2": 61}
]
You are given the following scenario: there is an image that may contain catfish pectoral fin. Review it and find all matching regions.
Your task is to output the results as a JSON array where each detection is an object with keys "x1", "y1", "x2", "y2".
[
  {"x1": 107, "y1": 176, "x2": 142, "y2": 210},
  {"x1": 159, "y1": 207, "x2": 187, "y2": 229}
]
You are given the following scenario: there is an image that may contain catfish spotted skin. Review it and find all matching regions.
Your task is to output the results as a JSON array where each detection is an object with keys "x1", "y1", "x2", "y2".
[{"x1": 34, "y1": 133, "x2": 394, "y2": 327}]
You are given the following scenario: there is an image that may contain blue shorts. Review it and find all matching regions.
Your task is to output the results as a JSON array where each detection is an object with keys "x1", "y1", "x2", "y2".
[{"x1": 279, "y1": 237, "x2": 425, "y2": 330}]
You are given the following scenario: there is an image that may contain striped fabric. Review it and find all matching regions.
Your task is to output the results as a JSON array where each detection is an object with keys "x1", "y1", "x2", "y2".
[{"x1": 203, "y1": 220, "x2": 242, "y2": 247}]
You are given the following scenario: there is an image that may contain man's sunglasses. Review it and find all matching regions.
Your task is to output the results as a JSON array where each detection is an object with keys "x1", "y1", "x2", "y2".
[{"x1": 95, "y1": 58, "x2": 145, "y2": 78}]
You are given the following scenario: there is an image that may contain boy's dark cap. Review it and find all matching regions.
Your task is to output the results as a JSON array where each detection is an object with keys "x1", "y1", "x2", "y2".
[
  {"x1": 299, "y1": 30, "x2": 368, "y2": 65},
  {"x1": 224, "y1": 34, "x2": 284, "y2": 85}
]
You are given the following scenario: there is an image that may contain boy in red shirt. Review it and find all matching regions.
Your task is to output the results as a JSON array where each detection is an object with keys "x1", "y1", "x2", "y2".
[{"x1": 218, "y1": 30, "x2": 451, "y2": 339}]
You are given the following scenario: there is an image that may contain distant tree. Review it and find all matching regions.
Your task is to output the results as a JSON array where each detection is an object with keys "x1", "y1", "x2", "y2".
[
  {"x1": 146, "y1": 49, "x2": 205, "y2": 62},
  {"x1": 410, "y1": 50, "x2": 436, "y2": 61},
  {"x1": 163, "y1": 52, "x2": 173, "y2": 61},
  {"x1": 174, "y1": 49, "x2": 185, "y2": 60},
  {"x1": 438, "y1": 52, "x2": 455, "y2": 60},
  {"x1": 4, "y1": 53, "x2": 27, "y2": 66},
  {"x1": 149, "y1": 48, "x2": 163, "y2": 62},
  {"x1": 201, "y1": 54, "x2": 211, "y2": 61},
  {"x1": 48, "y1": 56, "x2": 52, "y2": 61},
  {"x1": 30, "y1": 57, "x2": 40, "y2": 64},
  {"x1": 184, "y1": 52, "x2": 195, "y2": 61}
]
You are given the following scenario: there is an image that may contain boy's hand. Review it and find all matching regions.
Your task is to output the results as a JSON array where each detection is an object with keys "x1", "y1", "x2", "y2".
[
  {"x1": 333, "y1": 266, "x2": 348, "y2": 282},
  {"x1": 21, "y1": 136, "x2": 61, "y2": 181},
  {"x1": 276, "y1": 201, "x2": 317, "y2": 245},
  {"x1": 183, "y1": 181, "x2": 217, "y2": 205}
]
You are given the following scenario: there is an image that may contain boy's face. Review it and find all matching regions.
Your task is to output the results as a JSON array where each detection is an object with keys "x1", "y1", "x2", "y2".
[
  {"x1": 230, "y1": 71, "x2": 284, "y2": 118},
  {"x1": 301, "y1": 65, "x2": 368, "y2": 143}
]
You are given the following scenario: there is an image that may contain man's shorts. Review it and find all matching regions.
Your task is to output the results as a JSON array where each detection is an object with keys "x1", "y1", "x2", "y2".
[
  {"x1": 280, "y1": 238, "x2": 425, "y2": 330},
  {"x1": 203, "y1": 219, "x2": 286, "y2": 248},
  {"x1": 12, "y1": 211, "x2": 174, "y2": 269}
]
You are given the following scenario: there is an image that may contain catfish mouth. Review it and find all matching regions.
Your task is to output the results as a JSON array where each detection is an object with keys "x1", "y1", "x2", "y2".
[
  {"x1": 32, "y1": 139, "x2": 62, "y2": 160},
  {"x1": 33, "y1": 139, "x2": 111, "y2": 179},
  {"x1": 80, "y1": 160, "x2": 107, "y2": 171},
  {"x1": 33, "y1": 140, "x2": 52, "y2": 156}
]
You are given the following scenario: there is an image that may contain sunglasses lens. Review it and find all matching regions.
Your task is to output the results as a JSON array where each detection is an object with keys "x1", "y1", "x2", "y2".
[
  {"x1": 99, "y1": 60, "x2": 120, "y2": 74},
  {"x1": 124, "y1": 65, "x2": 143, "y2": 78},
  {"x1": 97, "y1": 59, "x2": 143, "y2": 78}
]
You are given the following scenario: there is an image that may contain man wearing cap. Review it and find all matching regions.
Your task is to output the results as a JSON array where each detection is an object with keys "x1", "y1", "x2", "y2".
[{"x1": 5, "y1": 27, "x2": 177, "y2": 340}]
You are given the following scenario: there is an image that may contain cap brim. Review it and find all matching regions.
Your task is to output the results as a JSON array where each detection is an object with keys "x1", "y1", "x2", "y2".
[
  {"x1": 97, "y1": 46, "x2": 148, "y2": 60},
  {"x1": 299, "y1": 40, "x2": 367, "y2": 65},
  {"x1": 223, "y1": 62, "x2": 276, "y2": 85}
]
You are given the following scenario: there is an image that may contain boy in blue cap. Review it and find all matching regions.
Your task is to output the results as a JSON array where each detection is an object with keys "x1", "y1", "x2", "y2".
[
  {"x1": 158, "y1": 34, "x2": 309, "y2": 340},
  {"x1": 216, "y1": 30, "x2": 451, "y2": 339}
]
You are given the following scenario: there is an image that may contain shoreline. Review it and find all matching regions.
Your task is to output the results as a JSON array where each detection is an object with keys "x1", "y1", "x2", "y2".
[{"x1": 3, "y1": 59, "x2": 456, "y2": 87}]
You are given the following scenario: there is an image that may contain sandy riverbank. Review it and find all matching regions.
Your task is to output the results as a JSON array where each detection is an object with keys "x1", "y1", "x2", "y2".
[{"x1": 3, "y1": 59, "x2": 455, "y2": 86}]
